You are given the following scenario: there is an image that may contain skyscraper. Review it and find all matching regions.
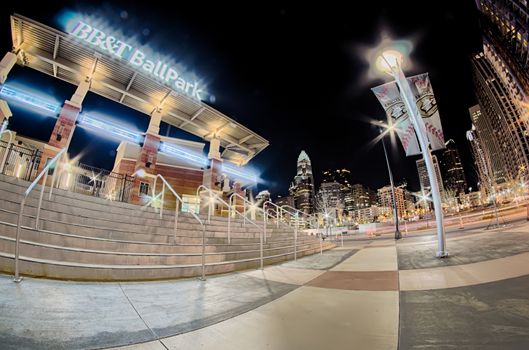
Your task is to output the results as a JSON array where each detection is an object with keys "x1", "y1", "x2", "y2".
[
  {"x1": 471, "y1": 1, "x2": 529, "y2": 182},
  {"x1": 316, "y1": 181, "x2": 343, "y2": 222},
  {"x1": 350, "y1": 184, "x2": 376, "y2": 210},
  {"x1": 377, "y1": 185, "x2": 406, "y2": 219},
  {"x1": 289, "y1": 150, "x2": 315, "y2": 214},
  {"x1": 475, "y1": 1, "x2": 529, "y2": 100},
  {"x1": 440, "y1": 139, "x2": 468, "y2": 196},
  {"x1": 470, "y1": 51, "x2": 528, "y2": 182},
  {"x1": 321, "y1": 168, "x2": 353, "y2": 212},
  {"x1": 466, "y1": 119, "x2": 494, "y2": 196},
  {"x1": 416, "y1": 154, "x2": 444, "y2": 194}
]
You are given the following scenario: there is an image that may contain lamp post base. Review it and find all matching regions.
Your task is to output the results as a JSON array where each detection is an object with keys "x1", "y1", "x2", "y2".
[
  {"x1": 394, "y1": 230, "x2": 402, "y2": 240},
  {"x1": 436, "y1": 251, "x2": 449, "y2": 258},
  {"x1": 12, "y1": 276, "x2": 23, "y2": 283}
]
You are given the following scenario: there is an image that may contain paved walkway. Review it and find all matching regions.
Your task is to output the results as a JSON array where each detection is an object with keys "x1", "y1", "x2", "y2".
[{"x1": 2, "y1": 222, "x2": 529, "y2": 349}]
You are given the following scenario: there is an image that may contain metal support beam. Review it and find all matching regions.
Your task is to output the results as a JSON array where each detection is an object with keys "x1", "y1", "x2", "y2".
[
  {"x1": 179, "y1": 107, "x2": 205, "y2": 128},
  {"x1": 119, "y1": 72, "x2": 137, "y2": 103},
  {"x1": 52, "y1": 35, "x2": 59, "y2": 77}
]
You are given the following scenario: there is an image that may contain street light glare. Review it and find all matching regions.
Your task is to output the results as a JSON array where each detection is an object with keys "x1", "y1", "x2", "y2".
[{"x1": 375, "y1": 50, "x2": 403, "y2": 74}]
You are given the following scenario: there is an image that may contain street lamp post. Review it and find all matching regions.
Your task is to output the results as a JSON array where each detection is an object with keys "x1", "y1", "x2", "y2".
[
  {"x1": 379, "y1": 126, "x2": 402, "y2": 240},
  {"x1": 377, "y1": 51, "x2": 447, "y2": 257}
]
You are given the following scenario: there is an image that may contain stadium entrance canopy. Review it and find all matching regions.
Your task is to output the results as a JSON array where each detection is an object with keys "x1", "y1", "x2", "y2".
[{"x1": 9, "y1": 14, "x2": 268, "y2": 166}]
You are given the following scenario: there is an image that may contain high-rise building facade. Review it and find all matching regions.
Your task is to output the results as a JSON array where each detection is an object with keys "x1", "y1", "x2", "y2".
[
  {"x1": 274, "y1": 195, "x2": 295, "y2": 208},
  {"x1": 289, "y1": 150, "x2": 315, "y2": 214},
  {"x1": 476, "y1": 0, "x2": 529, "y2": 100},
  {"x1": 472, "y1": 1, "x2": 529, "y2": 182},
  {"x1": 377, "y1": 185, "x2": 406, "y2": 219},
  {"x1": 467, "y1": 103, "x2": 510, "y2": 184},
  {"x1": 416, "y1": 154, "x2": 444, "y2": 194},
  {"x1": 316, "y1": 181, "x2": 344, "y2": 221},
  {"x1": 440, "y1": 139, "x2": 468, "y2": 196},
  {"x1": 321, "y1": 168, "x2": 353, "y2": 212},
  {"x1": 470, "y1": 51, "x2": 528, "y2": 182},
  {"x1": 350, "y1": 183, "x2": 376, "y2": 210},
  {"x1": 466, "y1": 117, "x2": 494, "y2": 196}
]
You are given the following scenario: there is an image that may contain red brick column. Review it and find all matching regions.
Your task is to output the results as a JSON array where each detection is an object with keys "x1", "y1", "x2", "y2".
[
  {"x1": 38, "y1": 101, "x2": 80, "y2": 173},
  {"x1": 130, "y1": 133, "x2": 161, "y2": 204}
]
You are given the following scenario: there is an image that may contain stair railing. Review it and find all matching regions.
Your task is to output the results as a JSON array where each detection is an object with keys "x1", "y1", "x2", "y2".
[
  {"x1": 228, "y1": 192, "x2": 278, "y2": 244},
  {"x1": 151, "y1": 174, "x2": 207, "y2": 280},
  {"x1": 196, "y1": 185, "x2": 265, "y2": 268},
  {"x1": 13, "y1": 147, "x2": 67, "y2": 283}
]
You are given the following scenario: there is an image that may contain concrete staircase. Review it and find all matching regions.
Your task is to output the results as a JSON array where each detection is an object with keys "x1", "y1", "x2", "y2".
[{"x1": 0, "y1": 174, "x2": 334, "y2": 281}]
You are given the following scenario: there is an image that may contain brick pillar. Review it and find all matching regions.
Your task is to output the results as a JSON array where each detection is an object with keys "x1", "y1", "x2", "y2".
[
  {"x1": 130, "y1": 109, "x2": 163, "y2": 204},
  {"x1": 200, "y1": 137, "x2": 223, "y2": 215},
  {"x1": 203, "y1": 137, "x2": 223, "y2": 190},
  {"x1": 38, "y1": 100, "x2": 81, "y2": 173},
  {"x1": 38, "y1": 78, "x2": 90, "y2": 174},
  {"x1": 130, "y1": 133, "x2": 160, "y2": 205}
]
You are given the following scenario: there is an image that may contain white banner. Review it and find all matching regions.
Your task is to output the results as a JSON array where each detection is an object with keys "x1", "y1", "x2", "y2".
[
  {"x1": 407, "y1": 73, "x2": 445, "y2": 151},
  {"x1": 372, "y1": 82, "x2": 421, "y2": 156}
]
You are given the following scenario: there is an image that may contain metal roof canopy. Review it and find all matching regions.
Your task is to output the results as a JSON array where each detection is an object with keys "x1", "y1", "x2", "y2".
[{"x1": 9, "y1": 14, "x2": 269, "y2": 165}]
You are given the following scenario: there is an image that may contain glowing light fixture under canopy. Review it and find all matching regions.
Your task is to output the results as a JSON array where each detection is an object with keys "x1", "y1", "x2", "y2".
[
  {"x1": 0, "y1": 84, "x2": 61, "y2": 116},
  {"x1": 77, "y1": 113, "x2": 144, "y2": 143},
  {"x1": 222, "y1": 163, "x2": 258, "y2": 184},
  {"x1": 159, "y1": 142, "x2": 208, "y2": 167}
]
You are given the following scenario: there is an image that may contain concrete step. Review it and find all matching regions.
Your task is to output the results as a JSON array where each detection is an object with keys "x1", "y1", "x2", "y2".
[
  {"x1": 0, "y1": 208, "x2": 299, "y2": 245},
  {"x1": 0, "y1": 221, "x2": 323, "y2": 255},
  {"x1": 0, "y1": 234, "x2": 324, "y2": 266},
  {"x1": 0, "y1": 186, "x2": 289, "y2": 234},
  {"x1": 0, "y1": 243, "x2": 335, "y2": 281},
  {"x1": 0, "y1": 173, "x2": 329, "y2": 281},
  {"x1": 0, "y1": 175, "x2": 276, "y2": 228}
]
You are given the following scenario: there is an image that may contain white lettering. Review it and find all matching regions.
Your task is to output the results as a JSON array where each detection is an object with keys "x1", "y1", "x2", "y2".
[
  {"x1": 159, "y1": 64, "x2": 168, "y2": 80},
  {"x1": 70, "y1": 22, "x2": 93, "y2": 40},
  {"x1": 143, "y1": 60, "x2": 155, "y2": 73},
  {"x1": 129, "y1": 50, "x2": 145, "y2": 66},
  {"x1": 69, "y1": 21, "x2": 205, "y2": 100},
  {"x1": 113, "y1": 41, "x2": 132, "y2": 59},
  {"x1": 165, "y1": 68, "x2": 178, "y2": 82},
  {"x1": 193, "y1": 83, "x2": 203, "y2": 100},
  {"x1": 185, "y1": 82, "x2": 193, "y2": 94},
  {"x1": 153, "y1": 61, "x2": 162, "y2": 77},
  {"x1": 86, "y1": 29, "x2": 106, "y2": 48},
  {"x1": 175, "y1": 78, "x2": 185, "y2": 90}
]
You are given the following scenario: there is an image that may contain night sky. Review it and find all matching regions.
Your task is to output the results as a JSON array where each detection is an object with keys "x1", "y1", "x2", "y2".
[{"x1": 0, "y1": 1, "x2": 482, "y2": 196}]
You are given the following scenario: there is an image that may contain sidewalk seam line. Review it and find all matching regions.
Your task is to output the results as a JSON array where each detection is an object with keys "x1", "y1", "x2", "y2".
[{"x1": 118, "y1": 283, "x2": 169, "y2": 350}]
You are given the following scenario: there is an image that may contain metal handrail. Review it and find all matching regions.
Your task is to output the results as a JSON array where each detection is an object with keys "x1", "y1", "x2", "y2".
[
  {"x1": 228, "y1": 192, "x2": 278, "y2": 244},
  {"x1": 0, "y1": 129, "x2": 14, "y2": 173},
  {"x1": 150, "y1": 174, "x2": 207, "y2": 280},
  {"x1": 263, "y1": 200, "x2": 285, "y2": 228},
  {"x1": 13, "y1": 147, "x2": 67, "y2": 283},
  {"x1": 152, "y1": 174, "x2": 204, "y2": 241},
  {"x1": 263, "y1": 200, "x2": 303, "y2": 260},
  {"x1": 197, "y1": 185, "x2": 261, "y2": 238},
  {"x1": 262, "y1": 201, "x2": 302, "y2": 230},
  {"x1": 280, "y1": 205, "x2": 306, "y2": 228},
  {"x1": 198, "y1": 185, "x2": 265, "y2": 268}
]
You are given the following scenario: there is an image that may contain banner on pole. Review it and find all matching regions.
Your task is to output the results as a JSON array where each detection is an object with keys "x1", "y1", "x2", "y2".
[
  {"x1": 407, "y1": 73, "x2": 445, "y2": 151},
  {"x1": 371, "y1": 82, "x2": 421, "y2": 156}
]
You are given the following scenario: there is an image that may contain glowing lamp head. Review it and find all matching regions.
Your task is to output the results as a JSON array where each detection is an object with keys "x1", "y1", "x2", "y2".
[
  {"x1": 134, "y1": 169, "x2": 146, "y2": 178},
  {"x1": 375, "y1": 50, "x2": 403, "y2": 74}
]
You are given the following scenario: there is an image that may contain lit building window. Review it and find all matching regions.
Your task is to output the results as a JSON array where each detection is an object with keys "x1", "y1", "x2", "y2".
[{"x1": 139, "y1": 182, "x2": 150, "y2": 196}]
